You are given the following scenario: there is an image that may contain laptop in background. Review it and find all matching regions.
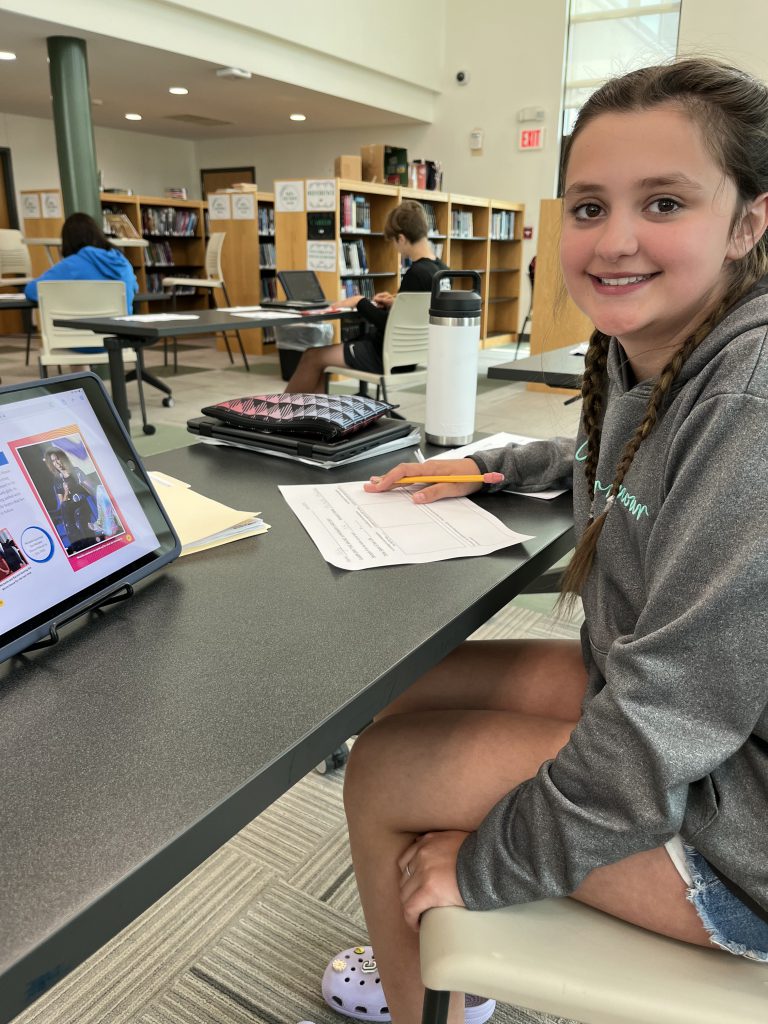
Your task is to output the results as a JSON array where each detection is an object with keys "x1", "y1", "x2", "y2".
[{"x1": 262, "y1": 270, "x2": 330, "y2": 310}]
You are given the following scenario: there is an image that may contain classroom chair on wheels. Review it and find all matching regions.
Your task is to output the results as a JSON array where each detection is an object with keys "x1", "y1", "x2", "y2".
[
  {"x1": 0, "y1": 229, "x2": 36, "y2": 364},
  {"x1": 419, "y1": 900, "x2": 768, "y2": 1024},
  {"x1": 323, "y1": 292, "x2": 430, "y2": 414},
  {"x1": 37, "y1": 280, "x2": 173, "y2": 435},
  {"x1": 161, "y1": 231, "x2": 250, "y2": 372}
]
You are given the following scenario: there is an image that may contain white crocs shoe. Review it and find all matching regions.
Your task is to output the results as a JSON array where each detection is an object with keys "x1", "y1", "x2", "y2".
[{"x1": 322, "y1": 946, "x2": 495, "y2": 1023}]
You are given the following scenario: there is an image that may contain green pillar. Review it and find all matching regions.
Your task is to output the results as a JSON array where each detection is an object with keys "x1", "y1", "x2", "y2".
[{"x1": 47, "y1": 36, "x2": 100, "y2": 222}]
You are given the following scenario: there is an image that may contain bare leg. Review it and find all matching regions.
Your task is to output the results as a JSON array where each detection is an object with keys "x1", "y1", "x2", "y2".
[
  {"x1": 344, "y1": 639, "x2": 710, "y2": 1024},
  {"x1": 283, "y1": 343, "x2": 349, "y2": 393}
]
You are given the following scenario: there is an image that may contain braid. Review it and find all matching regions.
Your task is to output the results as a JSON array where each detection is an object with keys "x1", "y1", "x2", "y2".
[
  {"x1": 580, "y1": 330, "x2": 611, "y2": 498},
  {"x1": 559, "y1": 288, "x2": 752, "y2": 608}
]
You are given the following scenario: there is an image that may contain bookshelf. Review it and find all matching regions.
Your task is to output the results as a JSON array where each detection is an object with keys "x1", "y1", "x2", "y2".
[
  {"x1": 337, "y1": 179, "x2": 400, "y2": 301},
  {"x1": 485, "y1": 199, "x2": 524, "y2": 345},
  {"x1": 446, "y1": 194, "x2": 490, "y2": 342},
  {"x1": 19, "y1": 188, "x2": 64, "y2": 275},
  {"x1": 528, "y1": 198, "x2": 591, "y2": 393},
  {"x1": 207, "y1": 189, "x2": 275, "y2": 354}
]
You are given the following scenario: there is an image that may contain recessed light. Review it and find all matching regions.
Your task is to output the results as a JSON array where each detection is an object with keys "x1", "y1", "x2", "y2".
[
  {"x1": 289, "y1": 113, "x2": 306, "y2": 122},
  {"x1": 0, "y1": 52, "x2": 17, "y2": 61},
  {"x1": 125, "y1": 113, "x2": 142, "y2": 121},
  {"x1": 169, "y1": 86, "x2": 188, "y2": 95}
]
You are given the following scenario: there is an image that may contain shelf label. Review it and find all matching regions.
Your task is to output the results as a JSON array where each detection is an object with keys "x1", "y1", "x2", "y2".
[
  {"x1": 22, "y1": 193, "x2": 41, "y2": 218},
  {"x1": 231, "y1": 193, "x2": 256, "y2": 220},
  {"x1": 307, "y1": 240, "x2": 336, "y2": 272},
  {"x1": 518, "y1": 127, "x2": 545, "y2": 151},
  {"x1": 208, "y1": 193, "x2": 231, "y2": 220},
  {"x1": 306, "y1": 179, "x2": 336, "y2": 212},
  {"x1": 275, "y1": 180, "x2": 305, "y2": 213},
  {"x1": 42, "y1": 192, "x2": 62, "y2": 218}
]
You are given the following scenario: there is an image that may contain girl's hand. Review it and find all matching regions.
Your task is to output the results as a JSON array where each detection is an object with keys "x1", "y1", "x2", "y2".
[
  {"x1": 398, "y1": 831, "x2": 469, "y2": 931},
  {"x1": 364, "y1": 458, "x2": 493, "y2": 504}
]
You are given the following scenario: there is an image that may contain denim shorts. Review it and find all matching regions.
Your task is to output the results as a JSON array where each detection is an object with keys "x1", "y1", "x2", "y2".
[{"x1": 681, "y1": 842, "x2": 768, "y2": 962}]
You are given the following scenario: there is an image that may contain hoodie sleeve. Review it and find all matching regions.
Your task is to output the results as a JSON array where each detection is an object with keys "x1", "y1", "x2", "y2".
[
  {"x1": 456, "y1": 392, "x2": 768, "y2": 909},
  {"x1": 471, "y1": 437, "x2": 575, "y2": 493}
]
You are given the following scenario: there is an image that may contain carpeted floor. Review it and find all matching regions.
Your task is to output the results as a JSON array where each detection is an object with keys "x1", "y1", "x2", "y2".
[{"x1": 13, "y1": 604, "x2": 584, "y2": 1024}]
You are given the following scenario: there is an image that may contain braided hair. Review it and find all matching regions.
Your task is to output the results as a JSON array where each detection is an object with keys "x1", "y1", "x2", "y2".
[{"x1": 559, "y1": 57, "x2": 768, "y2": 601}]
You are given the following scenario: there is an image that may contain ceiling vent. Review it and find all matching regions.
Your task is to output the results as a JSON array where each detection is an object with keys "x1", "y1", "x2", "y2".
[{"x1": 164, "y1": 114, "x2": 234, "y2": 126}]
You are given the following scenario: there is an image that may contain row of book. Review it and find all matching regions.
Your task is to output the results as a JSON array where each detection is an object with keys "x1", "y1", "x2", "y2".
[
  {"x1": 259, "y1": 242, "x2": 276, "y2": 268},
  {"x1": 340, "y1": 194, "x2": 372, "y2": 232},
  {"x1": 490, "y1": 210, "x2": 516, "y2": 240},
  {"x1": 141, "y1": 207, "x2": 199, "y2": 236},
  {"x1": 103, "y1": 209, "x2": 140, "y2": 239},
  {"x1": 260, "y1": 276, "x2": 278, "y2": 299},
  {"x1": 144, "y1": 241, "x2": 184, "y2": 266},
  {"x1": 145, "y1": 271, "x2": 196, "y2": 295},
  {"x1": 339, "y1": 239, "x2": 369, "y2": 274},
  {"x1": 341, "y1": 278, "x2": 376, "y2": 300},
  {"x1": 258, "y1": 207, "x2": 275, "y2": 234},
  {"x1": 450, "y1": 210, "x2": 475, "y2": 238}
]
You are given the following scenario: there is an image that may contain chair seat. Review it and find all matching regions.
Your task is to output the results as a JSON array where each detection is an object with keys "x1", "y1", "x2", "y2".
[
  {"x1": 325, "y1": 364, "x2": 428, "y2": 387},
  {"x1": 39, "y1": 347, "x2": 138, "y2": 366},
  {"x1": 161, "y1": 276, "x2": 221, "y2": 289},
  {"x1": 420, "y1": 900, "x2": 768, "y2": 1024},
  {"x1": 0, "y1": 277, "x2": 32, "y2": 286}
]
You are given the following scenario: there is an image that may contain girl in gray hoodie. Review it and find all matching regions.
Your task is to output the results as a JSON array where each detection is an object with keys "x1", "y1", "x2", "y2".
[{"x1": 348, "y1": 57, "x2": 768, "y2": 1023}]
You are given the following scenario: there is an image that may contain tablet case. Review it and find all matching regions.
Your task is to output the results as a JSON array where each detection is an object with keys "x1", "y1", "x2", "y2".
[{"x1": 200, "y1": 393, "x2": 392, "y2": 441}]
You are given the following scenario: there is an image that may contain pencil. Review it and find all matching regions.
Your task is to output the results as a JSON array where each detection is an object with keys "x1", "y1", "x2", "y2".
[{"x1": 396, "y1": 473, "x2": 501, "y2": 485}]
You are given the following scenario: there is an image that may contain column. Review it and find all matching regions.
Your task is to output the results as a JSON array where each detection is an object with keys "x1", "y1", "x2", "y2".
[{"x1": 47, "y1": 36, "x2": 100, "y2": 222}]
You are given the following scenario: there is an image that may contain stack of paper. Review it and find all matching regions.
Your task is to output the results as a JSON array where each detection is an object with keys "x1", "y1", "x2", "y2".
[{"x1": 148, "y1": 471, "x2": 270, "y2": 555}]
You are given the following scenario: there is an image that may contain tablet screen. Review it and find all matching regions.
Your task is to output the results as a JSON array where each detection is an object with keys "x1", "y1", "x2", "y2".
[{"x1": 0, "y1": 374, "x2": 179, "y2": 660}]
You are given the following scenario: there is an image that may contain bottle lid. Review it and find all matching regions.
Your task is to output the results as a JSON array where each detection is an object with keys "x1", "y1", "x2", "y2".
[{"x1": 429, "y1": 269, "x2": 482, "y2": 317}]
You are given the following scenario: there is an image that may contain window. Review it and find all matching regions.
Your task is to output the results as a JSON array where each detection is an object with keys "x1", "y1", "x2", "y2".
[{"x1": 562, "y1": 1, "x2": 681, "y2": 136}]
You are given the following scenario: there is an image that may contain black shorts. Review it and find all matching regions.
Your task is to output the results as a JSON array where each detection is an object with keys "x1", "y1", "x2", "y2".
[{"x1": 343, "y1": 337, "x2": 384, "y2": 374}]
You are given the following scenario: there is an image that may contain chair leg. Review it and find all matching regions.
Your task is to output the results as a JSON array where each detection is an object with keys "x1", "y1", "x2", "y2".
[
  {"x1": 221, "y1": 284, "x2": 249, "y2": 371},
  {"x1": 421, "y1": 988, "x2": 451, "y2": 1024},
  {"x1": 39, "y1": 357, "x2": 47, "y2": 379},
  {"x1": 23, "y1": 308, "x2": 33, "y2": 366},
  {"x1": 133, "y1": 351, "x2": 152, "y2": 434}
]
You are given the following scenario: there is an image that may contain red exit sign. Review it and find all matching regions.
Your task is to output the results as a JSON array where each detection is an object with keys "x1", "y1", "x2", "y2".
[{"x1": 519, "y1": 127, "x2": 545, "y2": 150}]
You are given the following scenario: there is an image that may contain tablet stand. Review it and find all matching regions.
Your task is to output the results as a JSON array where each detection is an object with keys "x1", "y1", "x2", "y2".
[{"x1": 18, "y1": 584, "x2": 135, "y2": 656}]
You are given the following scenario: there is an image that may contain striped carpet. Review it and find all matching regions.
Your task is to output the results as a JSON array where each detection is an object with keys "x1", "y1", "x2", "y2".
[{"x1": 15, "y1": 603, "x2": 584, "y2": 1024}]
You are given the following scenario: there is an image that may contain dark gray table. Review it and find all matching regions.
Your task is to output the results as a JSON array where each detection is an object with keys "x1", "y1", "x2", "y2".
[
  {"x1": 0, "y1": 439, "x2": 574, "y2": 1022},
  {"x1": 53, "y1": 309, "x2": 345, "y2": 431},
  {"x1": 488, "y1": 344, "x2": 586, "y2": 389}
]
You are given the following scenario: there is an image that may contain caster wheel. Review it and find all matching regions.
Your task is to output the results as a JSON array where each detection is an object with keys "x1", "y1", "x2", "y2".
[
  {"x1": 162, "y1": 397, "x2": 174, "y2": 408},
  {"x1": 314, "y1": 743, "x2": 349, "y2": 775},
  {"x1": 143, "y1": 424, "x2": 157, "y2": 435}
]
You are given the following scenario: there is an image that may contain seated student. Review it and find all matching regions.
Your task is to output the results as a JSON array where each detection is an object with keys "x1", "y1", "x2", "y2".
[
  {"x1": 283, "y1": 200, "x2": 447, "y2": 394},
  {"x1": 25, "y1": 211, "x2": 139, "y2": 310}
]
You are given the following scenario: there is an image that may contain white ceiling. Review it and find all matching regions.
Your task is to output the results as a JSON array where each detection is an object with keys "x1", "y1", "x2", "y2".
[{"x1": 0, "y1": 9, "x2": 423, "y2": 140}]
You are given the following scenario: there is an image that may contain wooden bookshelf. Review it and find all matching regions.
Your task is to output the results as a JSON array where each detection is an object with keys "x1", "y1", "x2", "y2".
[
  {"x1": 485, "y1": 199, "x2": 524, "y2": 345},
  {"x1": 528, "y1": 198, "x2": 591, "y2": 393},
  {"x1": 207, "y1": 189, "x2": 275, "y2": 354},
  {"x1": 446, "y1": 194, "x2": 491, "y2": 342},
  {"x1": 20, "y1": 188, "x2": 64, "y2": 275}
]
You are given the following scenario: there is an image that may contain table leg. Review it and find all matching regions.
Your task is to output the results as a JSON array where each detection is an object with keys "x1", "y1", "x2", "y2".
[{"x1": 104, "y1": 334, "x2": 130, "y2": 429}]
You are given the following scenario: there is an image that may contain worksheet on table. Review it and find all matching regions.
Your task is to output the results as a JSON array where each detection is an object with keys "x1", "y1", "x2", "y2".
[{"x1": 279, "y1": 480, "x2": 532, "y2": 571}]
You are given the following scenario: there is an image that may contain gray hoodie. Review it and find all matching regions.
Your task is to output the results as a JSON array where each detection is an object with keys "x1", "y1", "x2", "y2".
[{"x1": 460, "y1": 281, "x2": 768, "y2": 915}]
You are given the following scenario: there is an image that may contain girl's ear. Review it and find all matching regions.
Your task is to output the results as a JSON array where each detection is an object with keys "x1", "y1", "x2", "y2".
[{"x1": 727, "y1": 192, "x2": 768, "y2": 260}]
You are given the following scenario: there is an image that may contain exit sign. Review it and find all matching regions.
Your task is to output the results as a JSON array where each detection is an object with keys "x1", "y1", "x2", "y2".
[{"x1": 519, "y1": 127, "x2": 545, "y2": 150}]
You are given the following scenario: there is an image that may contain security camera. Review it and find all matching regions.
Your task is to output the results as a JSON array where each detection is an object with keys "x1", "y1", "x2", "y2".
[{"x1": 456, "y1": 70, "x2": 470, "y2": 85}]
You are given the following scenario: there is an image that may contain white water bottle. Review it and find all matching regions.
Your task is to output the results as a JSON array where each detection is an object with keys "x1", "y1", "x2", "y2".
[{"x1": 425, "y1": 270, "x2": 482, "y2": 445}]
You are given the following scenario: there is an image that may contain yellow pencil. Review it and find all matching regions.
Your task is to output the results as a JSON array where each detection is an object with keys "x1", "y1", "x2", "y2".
[{"x1": 396, "y1": 473, "x2": 502, "y2": 485}]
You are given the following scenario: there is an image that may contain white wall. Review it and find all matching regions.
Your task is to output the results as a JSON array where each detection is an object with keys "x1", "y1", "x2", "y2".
[
  {"x1": 678, "y1": 0, "x2": 768, "y2": 80},
  {"x1": 0, "y1": 111, "x2": 198, "y2": 201}
]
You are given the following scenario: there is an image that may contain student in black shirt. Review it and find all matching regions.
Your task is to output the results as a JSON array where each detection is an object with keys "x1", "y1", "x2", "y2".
[{"x1": 283, "y1": 200, "x2": 447, "y2": 394}]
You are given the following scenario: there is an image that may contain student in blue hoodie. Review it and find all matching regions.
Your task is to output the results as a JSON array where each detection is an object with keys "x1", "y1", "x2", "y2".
[{"x1": 25, "y1": 212, "x2": 138, "y2": 309}]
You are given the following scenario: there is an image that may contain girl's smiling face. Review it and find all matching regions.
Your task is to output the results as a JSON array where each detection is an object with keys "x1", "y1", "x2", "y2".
[{"x1": 560, "y1": 104, "x2": 743, "y2": 379}]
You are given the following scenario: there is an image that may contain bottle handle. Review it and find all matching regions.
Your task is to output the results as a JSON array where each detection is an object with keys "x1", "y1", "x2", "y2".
[{"x1": 430, "y1": 269, "x2": 482, "y2": 301}]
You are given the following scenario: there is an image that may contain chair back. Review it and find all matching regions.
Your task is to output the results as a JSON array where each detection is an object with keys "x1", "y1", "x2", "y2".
[
  {"x1": 205, "y1": 233, "x2": 226, "y2": 282},
  {"x1": 381, "y1": 292, "x2": 430, "y2": 375},
  {"x1": 37, "y1": 281, "x2": 127, "y2": 356},
  {"x1": 0, "y1": 229, "x2": 32, "y2": 278}
]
